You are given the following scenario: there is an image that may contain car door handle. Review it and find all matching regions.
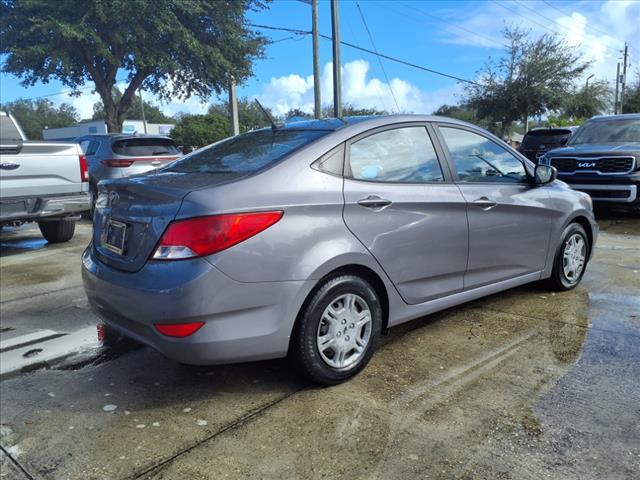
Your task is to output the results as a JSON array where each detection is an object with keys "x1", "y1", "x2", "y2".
[
  {"x1": 472, "y1": 197, "x2": 497, "y2": 210},
  {"x1": 357, "y1": 195, "x2": 392, "y2": 209}
]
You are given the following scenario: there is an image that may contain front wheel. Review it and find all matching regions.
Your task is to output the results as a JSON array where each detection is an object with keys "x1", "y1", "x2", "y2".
[
  {"x1": 38, "y1": 219, "x2": 76, "y2": 243},
  {"x1": 548, "y1": 223, "x2": 589, "y2": 291},
  {"x1": 291, "y1": 275, "x2": 382, "y2": 385}
]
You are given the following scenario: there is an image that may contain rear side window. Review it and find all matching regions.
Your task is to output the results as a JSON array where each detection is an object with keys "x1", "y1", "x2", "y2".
[
  {"x1": 79, "y1": 140, "x2": 99, "y2": 155},
  {"x1": 0, "y1": 115, "x2": 24, "y2": 143},
  {"x1": 112, "y1": 138, "x2": 180, "y2": 156},
  {"x1": 166, "y1": 129, "x2": 330, "y2": 174},
  {"x1": 348, "y1": 126, "x2": 444, "y2": 183}
]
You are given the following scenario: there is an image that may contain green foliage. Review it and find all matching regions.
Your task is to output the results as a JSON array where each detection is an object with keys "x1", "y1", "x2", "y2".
[
  {"x1": 284, "y1": 108, "x2": 313, "y2": 120},
  {"x1": 432, "y1": 104, "x2": 488, "y2": 128},
  {"x1": 91, "y1": 88, "x2": 173, "y2": 124},
  {"x1": 0, "y1": 98, "x2": 79, "y2": 140},
  {"x1": 170, "y1": 113, "x2": 229, "y2": 148},
  {"x1": 321, "y1": 103, "x2": 388, "y2": 117},
  {"x1": 208, "y1": 98, "x2": 273, "y2": 133},
  {"x1": 561, "y1": 80, "x2": 611, "y2": 120},
  {"x1": 1, "y1": 0, "x2": 267, "y2": 132},
  {"x1": 543, "y1": 115, "x2": 583, "y2": 128},
  {"x1": 622, "y1": 72, "x2": 640, "y2": 114},
  {"x1": 464, "y1": 26, "x2": 589, "y2": 136}
]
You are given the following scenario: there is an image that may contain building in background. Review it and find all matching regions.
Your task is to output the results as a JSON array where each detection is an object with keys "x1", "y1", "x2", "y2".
[{"x1": 42, "y1": 120, "x2": 174, "y2": 140}]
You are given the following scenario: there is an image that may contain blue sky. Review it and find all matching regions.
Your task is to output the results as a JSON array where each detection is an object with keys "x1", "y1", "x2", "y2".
[{"x1": 1, "y1": 0, "x2": 638, "y2": 118}]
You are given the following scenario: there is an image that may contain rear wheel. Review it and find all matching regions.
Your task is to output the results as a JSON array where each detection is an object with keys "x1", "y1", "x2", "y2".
[
  {"x1": 548, "y1": 223, "x2": 589, "y2": 291},
  {"x1": 38, "y1": 219, "x2": 76, "y2": 243},
  {"x1": 291, "y1": 275, "x2": 382, "y2": 385}
]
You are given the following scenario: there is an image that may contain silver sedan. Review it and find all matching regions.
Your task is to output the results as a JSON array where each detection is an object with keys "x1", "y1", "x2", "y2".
[{"x1": 82, "y1": 115, "x2": 597, "y2": 385}]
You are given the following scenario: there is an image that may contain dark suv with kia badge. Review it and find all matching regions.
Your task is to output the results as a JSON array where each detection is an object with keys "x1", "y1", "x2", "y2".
[{"x1": 541, "y1": 114, "x2": 640, "y2": 209}]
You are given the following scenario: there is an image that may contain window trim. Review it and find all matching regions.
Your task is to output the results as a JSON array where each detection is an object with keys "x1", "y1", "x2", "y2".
[
  {"x1": 344, "y1": 122, "x2": 453, "y2": 184},
  {"x1": 433, "y1": 123, "x2": 534, "y2": 185}
]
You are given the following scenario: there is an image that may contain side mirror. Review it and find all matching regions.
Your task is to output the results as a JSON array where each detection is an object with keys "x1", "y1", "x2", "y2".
[{"x1": 534, "y1": 164, "x2": 557, "y2": 185}]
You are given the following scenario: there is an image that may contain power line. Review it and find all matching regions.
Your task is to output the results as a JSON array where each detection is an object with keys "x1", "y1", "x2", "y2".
[
  {"x1": 391, "y1": 1, "x2": 505, "y2": 50},
  {"x1": 356, "y1": 2, "x2": 401, "y2": 112},
  {"x1": 542, "y1": 0, "x2": 638, "y2": 52},
  {"x1": 1, "y1": 76, "x2": 130, "y2": 102},
  {"x1": 249, "y1": 23, "x2": 480, "y2": 86},
  {"x1": 492, "y1": 0, "x2": 626, "y2": 58}
]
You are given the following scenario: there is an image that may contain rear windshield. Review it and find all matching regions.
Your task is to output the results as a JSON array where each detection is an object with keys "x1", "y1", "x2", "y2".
[
  {"x1": 521, "y1": 130, "x2": 571, "y2": 147},
  {"x1": 0, "y1": 115, "x2": 24, "y2": 143},
  {"x1": 569, "y1": 118, "x2": 640, "y2": 144},
  {"x1": 166, "y1": 129, "x2": 330, "y2": 174},
  {"x1": 112, "y1": 138, "x2": 180, "y2": 156}
]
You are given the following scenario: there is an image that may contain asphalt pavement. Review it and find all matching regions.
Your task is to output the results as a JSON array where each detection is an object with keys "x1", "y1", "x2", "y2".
[{"x1": 0, "y1": 210, "x2": 638, "y2": 480}]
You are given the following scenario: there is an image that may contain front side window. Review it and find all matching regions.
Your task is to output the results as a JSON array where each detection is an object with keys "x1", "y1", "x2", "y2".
[
  {"x1": 440, "y1": 127, "x2": 527, "y2": 183},
  {"x1": 348, "y1": 126, "x2": 444, "y2": 183}
]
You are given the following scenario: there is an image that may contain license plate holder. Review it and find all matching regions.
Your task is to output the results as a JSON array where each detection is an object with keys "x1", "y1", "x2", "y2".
[{"x1": 104, "y1": 219, "x2": 127, "y2": 255}]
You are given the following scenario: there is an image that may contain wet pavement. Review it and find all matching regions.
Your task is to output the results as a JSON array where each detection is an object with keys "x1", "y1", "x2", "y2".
[{"x1": 1, "y1": 210, "x2": 639, "y2": 480}]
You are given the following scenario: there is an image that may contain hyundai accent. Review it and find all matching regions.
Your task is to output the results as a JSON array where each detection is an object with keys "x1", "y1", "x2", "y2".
[{"x1": 82, "y1": 115, "x2": 597, "y2": 385}]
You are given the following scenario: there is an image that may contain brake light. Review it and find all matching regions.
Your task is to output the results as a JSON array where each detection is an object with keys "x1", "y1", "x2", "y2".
[
  {"x1": 155, "y1": 322, "x2": 205, "y2": 337},
  {"x1": 101, "y1": 159, "x2": 134, "y2": 168},
  {"x1": 152, "y1": 211, "x2": 283, "y2": 260},
  {"x1": 79, "y1": 154, "x2": 89, "y2": 182}
]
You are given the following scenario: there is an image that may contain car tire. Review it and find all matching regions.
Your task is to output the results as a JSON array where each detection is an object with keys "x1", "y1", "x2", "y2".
[
  {"x1": 38, "y1": 219, "x2": 76, "y2": 243},
  {"x1": 548, "y1": 223, "x2": 589, "y2": 291},
  {"x1": 291, "y1": 274, "x2": 382, "y2": 385}
]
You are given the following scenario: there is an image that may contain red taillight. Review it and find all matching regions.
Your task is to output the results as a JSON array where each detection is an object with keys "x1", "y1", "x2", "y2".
[
  {"x1": 152, "y1": 211, "x2": 283, "y2": 260},
  {"x1": 154, "y1": 322, "x2": 205, "y2": 337},
  {"x1": 79, "y1": 154, "x2": 89, "y2": 182},
  {"x1": 101, "y1": 159, "x2": 134, "y2": 168}
]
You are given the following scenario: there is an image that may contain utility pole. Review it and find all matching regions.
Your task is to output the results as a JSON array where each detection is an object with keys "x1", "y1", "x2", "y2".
[
  {"x1": 139, "y1": 89, "x2": 148, "y2": 134},
  {"x1": 331, "y1": 0, "x2": 342, "y2": 118},
  {"x1": 312, "y1": 0, "x2": 321, "y2": 119},
  {"x1": 620, "y1": 42, "x2": 628, "y2": 114},
  {"x1": 614, "y1": 62, "x2": 620, "y2": 114},
  {"x1": 229, "y1": 78, "x2": 239, "y2": 136}
]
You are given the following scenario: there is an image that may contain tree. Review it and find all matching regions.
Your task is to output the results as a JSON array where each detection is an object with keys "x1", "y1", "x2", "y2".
[
  {"x1": 622, "y1": 72, "x2": 640, "y2": 114},
  {"x1": 0, "y1": 98, "x2": 79, "y2": 139},
  {"x1": 321, "y1": 103, "x2": 388, "y2": 117},
  {"x1": 170, "y1": 113, "x2": 229, "y2": 148},
  {"x1": 208, "y1": 99, "x2": 273, "y2": 133},
  {"x1": 284, "y1": 108, "x2": 313, "y2": 120},
  {"x1": 91, "y1": 88, "x2": 173, "y2": 124},
  {"x1": 464, "y1": 27, "x2": 589, "y2": 136},
  {"x1": 432, "y1": 104, "x2": 487, "y2": 127},
  {"x1": 562, "y1": 80, "x2": 611, "y2": 120},
  {"x1": 1, "y1": 0, "x2": 266, "y2": 133}
]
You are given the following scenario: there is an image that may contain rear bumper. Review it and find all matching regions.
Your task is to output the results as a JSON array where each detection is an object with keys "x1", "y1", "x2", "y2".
[
  {"x1": 0, "y1": 193, "x2": 90, "y2": 222},
  {"x1": 81, "y1": 247, "x2": 310, "y2": 365}
]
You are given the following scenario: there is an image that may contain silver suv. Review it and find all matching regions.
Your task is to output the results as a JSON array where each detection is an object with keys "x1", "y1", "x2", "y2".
[
  {"x1": 75, "y1": 134, "x2": 181, "y2": 208},
  {"x1": 82, "y1": 115, "x2": 598, "y2": 385}
]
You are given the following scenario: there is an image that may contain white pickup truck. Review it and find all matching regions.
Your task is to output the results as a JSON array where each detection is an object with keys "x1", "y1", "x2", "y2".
[{"x1": 0, "y1": 111, "x2": 90, "y2": 243}]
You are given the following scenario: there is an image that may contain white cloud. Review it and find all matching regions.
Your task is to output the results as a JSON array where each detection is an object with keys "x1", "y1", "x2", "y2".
[
  {"x1": 61, "y1": 89, "x2": 100, "y2": 120},
  {"x1": 257, "y1": 59, "x2": 462, "y2": 116},
  {"x1": 436, "y1": 0, "x2": 639, "y2": 84}
]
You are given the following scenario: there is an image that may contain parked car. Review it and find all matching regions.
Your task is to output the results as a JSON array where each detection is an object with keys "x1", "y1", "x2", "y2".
[
  {"x1": 0, "y1": 111, "x2": 89, "y2": 243},
  {"x1": 82, "y1": 115, "x2": 597, "y2": 385},
  {"x1": 74, "y1": 134, "x2": 181, "y2": 210},
  {"x1": 541, "y1": 114, "x2": 640, "y2": 209},
  {"x1": 518, "y1": 127, "x2": 577, "y2": 162}
]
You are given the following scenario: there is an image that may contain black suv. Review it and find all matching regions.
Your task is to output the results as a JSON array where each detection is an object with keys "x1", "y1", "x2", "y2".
[
  {"x1": 519, "y1": 127, "x2": 577, "y2": 162},
  {"x1": 542, "y1": 114, "x2": 640, "y2": 209}
]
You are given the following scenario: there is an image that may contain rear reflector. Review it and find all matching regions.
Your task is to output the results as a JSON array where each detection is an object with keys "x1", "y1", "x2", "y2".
[
  {"x1": 101, "y1": 159, "x2": 134, "y2": 168},
  {"x1": 152, "y1": 211, "x2": 283, "y2": 260},
  {"x1": 79, "y1": 154, "x2": 89, "y2": 182},
  {"x1": 155, "y1": 322, "x2": 205, "y2": 337}
]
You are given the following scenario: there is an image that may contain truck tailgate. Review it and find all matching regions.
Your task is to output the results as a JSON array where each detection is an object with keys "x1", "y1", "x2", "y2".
[{"x1": 0, "y1": 142, "x2": 87, "y2": 198}]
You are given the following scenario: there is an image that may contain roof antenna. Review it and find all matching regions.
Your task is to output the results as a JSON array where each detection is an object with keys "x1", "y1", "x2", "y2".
[{"x1": 254, "y1": 99, "x2": 283, "y2": 131}]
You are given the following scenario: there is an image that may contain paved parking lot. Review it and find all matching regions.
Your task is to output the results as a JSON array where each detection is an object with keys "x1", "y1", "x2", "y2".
[{"x1": 1, "y1": 210, "x2": 639, "y2": 480}]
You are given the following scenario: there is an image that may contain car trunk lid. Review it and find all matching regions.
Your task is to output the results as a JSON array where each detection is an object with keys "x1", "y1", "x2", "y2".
[{"x1": 93, "y1": 171, "x2": 241, "y2": 272}]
